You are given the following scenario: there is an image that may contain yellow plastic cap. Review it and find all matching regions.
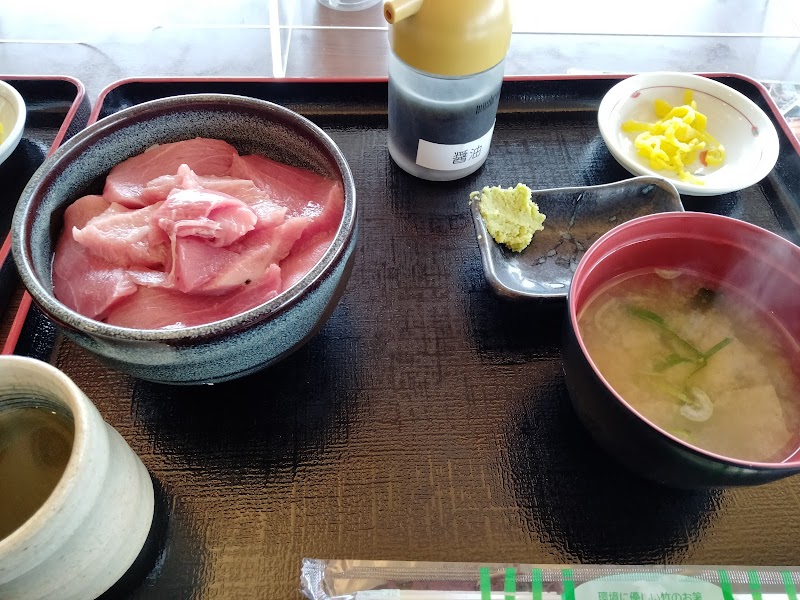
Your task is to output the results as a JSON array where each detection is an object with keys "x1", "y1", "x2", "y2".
[{"x1": 384, "y1": 0, "x2": 512, "y2": 77}]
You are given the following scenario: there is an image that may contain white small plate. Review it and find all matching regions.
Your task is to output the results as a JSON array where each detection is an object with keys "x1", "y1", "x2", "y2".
[
  {"x1": 598, "y1": 72, "x2": 780, "y2": 196},
  {"x1": 0, "y1": 80, "x2": 26, "y2": 167}
]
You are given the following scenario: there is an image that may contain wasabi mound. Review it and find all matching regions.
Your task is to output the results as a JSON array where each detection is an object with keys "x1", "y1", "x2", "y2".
[{"x1": 471, "y1": 183, "x2": 546, "y2": 252}]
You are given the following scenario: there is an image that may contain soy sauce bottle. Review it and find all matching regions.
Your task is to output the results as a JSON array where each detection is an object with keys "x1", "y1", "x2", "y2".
[{"x1": 383, "y1": 0, "x2": 512, "y2": 181}]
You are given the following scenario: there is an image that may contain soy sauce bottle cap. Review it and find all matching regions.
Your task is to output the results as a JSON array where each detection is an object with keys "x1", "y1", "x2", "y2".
[{"x1": 384, "y1": 0, "x2": 512, "y2": 77}]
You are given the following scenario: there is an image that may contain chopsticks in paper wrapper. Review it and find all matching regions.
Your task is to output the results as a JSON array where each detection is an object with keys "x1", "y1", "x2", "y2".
[{"x1": 301, "y1": 560, "x2": 800, "y2": 600}]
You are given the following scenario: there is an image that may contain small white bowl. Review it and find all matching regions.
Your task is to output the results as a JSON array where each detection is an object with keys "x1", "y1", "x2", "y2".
[
  {"x1": 0, "y1": 80, "x2": 26, "y2": 167},
  {"x1": 598, "y1": 72, "x2": 780, "y2": 196}
]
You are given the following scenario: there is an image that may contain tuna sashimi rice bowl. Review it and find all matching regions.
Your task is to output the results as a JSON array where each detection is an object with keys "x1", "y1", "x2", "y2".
[{"x1": 12, "y1": 94, "x2": 357, "y2": 384}]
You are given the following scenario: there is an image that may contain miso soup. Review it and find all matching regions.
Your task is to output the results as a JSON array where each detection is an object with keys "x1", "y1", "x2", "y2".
[
  {"x1": 0, "y1": 398, "x2": 74, "y2": 539},
  {"x1": 578, "y1": 268, "x2": 800, "y2": 462}
]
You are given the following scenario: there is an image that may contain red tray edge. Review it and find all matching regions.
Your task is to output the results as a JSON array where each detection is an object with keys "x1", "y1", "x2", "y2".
[
  {"x1": 1, "y1": 75, "x2": 87, "y2": 355},
  {"x1": 90, "y1": 72, "x2": 800, "y2": 154},
  {"x1": 9, "y1": 72, "x2": 797, "y2": 356},
  {"x1": 90, "y1": 75, "x2": 390, "y2": 123}
]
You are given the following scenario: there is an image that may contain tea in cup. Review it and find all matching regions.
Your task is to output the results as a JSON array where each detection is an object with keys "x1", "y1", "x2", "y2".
[{"x1": 0, "y1": 355, "x2": 154, "y2": 600}]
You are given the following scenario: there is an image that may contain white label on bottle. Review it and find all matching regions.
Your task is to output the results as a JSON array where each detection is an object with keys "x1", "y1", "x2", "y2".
[{"x1": 415, "y1": 124, "x2": 495, "y2": 171}]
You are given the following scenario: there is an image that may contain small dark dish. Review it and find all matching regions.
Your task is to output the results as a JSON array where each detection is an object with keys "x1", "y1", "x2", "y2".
[
  {"x1": 470, "y1": 176, "x2": 683, "y2": 300},
  {"x1": 563, "y1": 212, "x2": 800, "y2": 488},
  {"x1": 12, "y1": 94, "x2": 357, "y2": 385}
]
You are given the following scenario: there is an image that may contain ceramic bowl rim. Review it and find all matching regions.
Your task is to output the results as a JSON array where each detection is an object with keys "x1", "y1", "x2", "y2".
[
  {"x1": 597, "y1": 72, "x2": 780, "y2": 196},
  {"x1": 0, "y1": 79, "x2": 27, "y2": 167},
  {"x1": 568, "y1": 211, "x2": 800, "y2": 470},
  {"x1": 0, "y1": 356, "x2": 89, "y2": 553},
  {"x1": 12, "y1": 93, "x2": 356, "y2": 342}
]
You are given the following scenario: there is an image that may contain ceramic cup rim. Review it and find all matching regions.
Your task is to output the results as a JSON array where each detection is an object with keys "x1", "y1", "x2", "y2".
[{"x1": 0, "y1": 356, "x2": 90, "y2": 553}]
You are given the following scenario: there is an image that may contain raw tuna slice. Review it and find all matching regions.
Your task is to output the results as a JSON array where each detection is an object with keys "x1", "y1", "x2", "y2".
[
  {"x1": 140, "y1": 164, "x2": 202, "y2": 203},
  {"x1": 73, "y1": 202, "x2": 168, "y2": 268},
  {"x1": 153, "y1": 187, "x2": 257, "y2": 248},
  {"x1": 104, "y1": 138, "x2": 236, "y2": 208},
  {"x1": 292, "y1": 182, "x2": 344, "y2": 253},
  {"x1": 172, "y1": 237, "x2": 239, "y2": 294},
  {"x1": 128, "y1": 269, "x2": 169, "y2": 287},
  {"x1": 228, "y1": 153, "x2": 339, "y2": 215},
  {"x1": 249, "y1": 199, "x2": 288, "y2": 230},
  {"x1": 143, "y1": 164, "x2": 259, "y2": 203},
  {"x1": 103, "y1": 264, "x2": 282, "y2": 329},
  {"x1": 275, "y1": 181, "x2": 344, "y2": 291},
  {"x1": 228, "y1": 154, "x2": 345, "y2": 292},
  {"x1": 143, "y1": 165, "x2": 288, "y2": 230},
  {"x1": 198, "y1": 217, "x2": 309, "y2": 295},
  {"x1": 279, "y1": 228, "x2": 338, "y2": 292},
  {"x1": 52, "y1": 195, "x2": 139, "y2": 319},
  {"x1": 60, "y1": 194, "x2": 110, "y2": 229}
]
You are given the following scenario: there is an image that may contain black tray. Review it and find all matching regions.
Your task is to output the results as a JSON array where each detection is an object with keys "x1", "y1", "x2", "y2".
[
  {"x1": 0, "y1": 76, "x2": 90, "y2": 337},
  {"x1": 11, "y1": 76, "x2": 800, "y2": 600}
]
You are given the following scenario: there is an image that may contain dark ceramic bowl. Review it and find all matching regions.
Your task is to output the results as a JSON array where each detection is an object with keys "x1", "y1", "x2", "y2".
[
  {"x1": 12, "y1": 94, "x2": 357, "y2": 385},
  {"x1": 563, "y1": 212, "x2": 800, "y2": 488}
]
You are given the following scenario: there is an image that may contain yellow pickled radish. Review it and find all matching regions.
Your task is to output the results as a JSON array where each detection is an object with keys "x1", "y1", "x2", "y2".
[
  {"x1": 621, "y1": 90, "x2": 725, "y2": 185},
  {"x1": 654, "y1": 98, "x2": 672, "y2": 119}
]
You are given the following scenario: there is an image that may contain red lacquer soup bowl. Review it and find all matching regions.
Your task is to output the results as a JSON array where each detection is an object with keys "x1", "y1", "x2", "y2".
[{"x1": 563, "y1": 211, "x2": 800, "y2": 487}]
